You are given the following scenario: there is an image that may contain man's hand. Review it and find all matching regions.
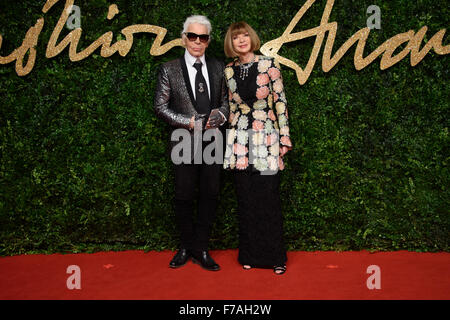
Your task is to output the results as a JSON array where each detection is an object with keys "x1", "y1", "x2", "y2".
[
  {"x1": 205, "y1": 109, "x2": 225, "y2": 129},
  {"x1": 192, "y1": 113, "x2": 208, "y2": 130}
]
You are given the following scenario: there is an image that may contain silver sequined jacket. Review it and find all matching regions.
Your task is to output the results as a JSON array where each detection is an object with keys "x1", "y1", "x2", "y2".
[{"x1": 154, "y1": 56, "x2": 229, "y2": 131}]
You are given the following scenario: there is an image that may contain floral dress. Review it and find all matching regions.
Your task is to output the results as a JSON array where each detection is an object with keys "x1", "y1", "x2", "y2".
[
  {"x1": 223, "y1": 55, "x2": 292, "y2": 173},
  {"x1": 223, "y1": 55, "x2": 292, "y2": 268}
]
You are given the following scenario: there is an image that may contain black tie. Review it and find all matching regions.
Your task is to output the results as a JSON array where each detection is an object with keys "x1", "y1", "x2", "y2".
[{"x1": 193, "y1": 61, "x2": 210, "y2": 115}]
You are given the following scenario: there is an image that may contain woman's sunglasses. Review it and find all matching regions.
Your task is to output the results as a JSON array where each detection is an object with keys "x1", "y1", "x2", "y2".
[{"x1": 184, "y1": 32, "x2": 210, "y2": 43}]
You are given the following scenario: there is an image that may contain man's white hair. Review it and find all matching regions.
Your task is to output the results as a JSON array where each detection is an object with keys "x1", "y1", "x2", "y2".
[{"x1": 182, "y1": 15, "x2": 212, "y2": 36}]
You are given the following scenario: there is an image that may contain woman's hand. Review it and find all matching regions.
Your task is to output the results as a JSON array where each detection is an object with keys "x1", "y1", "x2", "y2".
[{"x1": 280, "y1": 146, "x2": 290, "y2": 157}]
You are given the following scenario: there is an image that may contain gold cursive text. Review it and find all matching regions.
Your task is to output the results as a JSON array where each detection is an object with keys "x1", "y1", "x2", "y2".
[
  {"x1": 0, "y1": 0, "x2": 448, "y2": 84},
  {"x1": 260, "y1": 0, "x2": 449, "y2": 84}
]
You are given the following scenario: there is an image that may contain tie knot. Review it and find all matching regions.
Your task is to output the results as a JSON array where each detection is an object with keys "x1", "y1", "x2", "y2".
[{"x1": 193, "y1": 61, "x2": 202, "y2": 71}]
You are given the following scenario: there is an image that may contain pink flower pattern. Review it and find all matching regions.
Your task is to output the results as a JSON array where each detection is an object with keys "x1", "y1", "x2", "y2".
[
  {"x1": 256, "y1": 73, "x2": 270, "y2": 86},
  {"x1": 256, "y1": 86, "x2": 269, "y2": 100},
  {"x1": 224, "y1": 56, "x2": 292, "y2": 171},
  {"x1": 233, "y1": 143, "x2": 248, "y2": 156},
  {"x1": 236, "y1": 156, "x2": 249, "y2": 170},
  {"x1": 268, "y1": 109, "x2": 276, "y2": 121},
  {"x1": 268, "y1": 67, "x2": 281, "y2": 80},
  {"x1": 252, "y1": 120, "x2": 265, "y2": 131}
]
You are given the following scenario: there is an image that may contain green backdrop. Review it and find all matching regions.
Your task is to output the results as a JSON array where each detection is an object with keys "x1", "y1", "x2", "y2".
[{"x1": 1, "y1": 0, "x2": 448, "y2": 255}]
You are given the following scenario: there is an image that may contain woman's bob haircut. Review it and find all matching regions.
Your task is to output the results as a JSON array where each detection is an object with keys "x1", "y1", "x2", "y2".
[{"x1": 224, "y1": 21, "x2": 261, "y2": 58}]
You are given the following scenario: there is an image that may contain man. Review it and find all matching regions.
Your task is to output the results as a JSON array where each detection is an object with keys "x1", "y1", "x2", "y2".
[{"x1": 154, "y1": 15, "x2": 229, "y2": 271}]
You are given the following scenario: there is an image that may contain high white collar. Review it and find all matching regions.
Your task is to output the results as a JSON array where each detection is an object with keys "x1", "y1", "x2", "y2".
[{"x1": 184, "y1": 49, "x2": 207, "y2": 67}]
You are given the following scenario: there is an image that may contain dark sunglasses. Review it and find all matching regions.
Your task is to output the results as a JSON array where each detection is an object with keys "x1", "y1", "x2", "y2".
[{"x1": 184, "y1": 32, "x2": 210, "y2": 43}]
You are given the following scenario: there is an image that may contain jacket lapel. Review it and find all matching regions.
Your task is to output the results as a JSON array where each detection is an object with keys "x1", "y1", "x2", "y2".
[
  {"x1": 205, "y1": 56, "x2": 216, "y2": 108},
  {"x1": 179, "y1": 57, "x2": 197, "y2": 109}
]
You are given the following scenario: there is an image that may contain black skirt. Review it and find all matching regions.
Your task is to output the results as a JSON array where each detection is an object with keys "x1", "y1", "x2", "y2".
[{"x1": 234, "y1": 168, "x2": 287, "y2": 268}]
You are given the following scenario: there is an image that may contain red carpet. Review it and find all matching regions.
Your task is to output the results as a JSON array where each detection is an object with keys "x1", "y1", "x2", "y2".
[{"x1": 0, "y1": 250, "x2": 448, "y2": 300}]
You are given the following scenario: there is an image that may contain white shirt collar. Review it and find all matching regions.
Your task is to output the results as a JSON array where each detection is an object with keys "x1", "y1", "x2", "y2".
[{"x1": 184, "y1": 49, "x2": 206, "y2": 67}]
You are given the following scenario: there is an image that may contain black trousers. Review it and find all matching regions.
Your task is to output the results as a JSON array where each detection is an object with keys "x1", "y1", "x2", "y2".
[
  {"x1": 234, "y1": 169, "x2": 287, "y2": 267},
  {"x1": 173, "y1": 161, "x2": 221, "y2": 252}
]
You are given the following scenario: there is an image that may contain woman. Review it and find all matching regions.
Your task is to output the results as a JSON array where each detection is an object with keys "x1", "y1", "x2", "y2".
[{"x1": 223, "y1": 22, "x2": 293, "y2": 275}]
